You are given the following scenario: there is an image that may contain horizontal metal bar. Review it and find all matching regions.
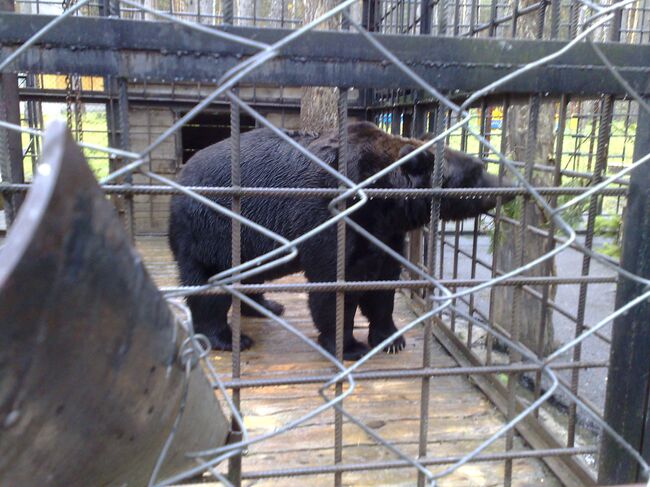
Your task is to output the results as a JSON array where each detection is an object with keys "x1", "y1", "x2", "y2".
[
  {"x1": 0, "y1": 182, "x2": 628, "y2": 198},
  {"x1": 163, "y1": 276, "x2": 617, "y2": 296},
  {"x1": 17, "y1": 86, "x2": 367, "y2": 112},
  {"x1": 220, "y1": 361, "x2": 608, "y2": 389},
  {"x1": 240, "y1": 447, "x2": 597, "y2": 479},
  {"x1": 18, "y1": 87, "x2": 300, "y2": 108},
  {"x1": 2, "y1": 14, "x2": 650, "y2": 94}
]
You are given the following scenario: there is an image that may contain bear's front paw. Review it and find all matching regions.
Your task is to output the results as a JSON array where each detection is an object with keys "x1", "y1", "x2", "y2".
[
  {"x1": 343, "y1": 340, "x2": 370, "y2": 361},
  {"x1": 369, "y1": 331, "x2": 406, "y2": 355},
  {"x1": 205, "y1": 328, "x2": 254, "y2": 352},
  {"x1": 318, "y1": 336, "x2": 369, "y2": 361}
]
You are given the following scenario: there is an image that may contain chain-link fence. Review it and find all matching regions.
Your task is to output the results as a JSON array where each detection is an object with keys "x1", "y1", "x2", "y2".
[{"x1": 1, "y1": 0, "x2": 649, "y2": 485}]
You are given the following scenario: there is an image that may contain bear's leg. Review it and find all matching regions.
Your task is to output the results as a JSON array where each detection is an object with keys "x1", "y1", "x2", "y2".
[
  {"x1": 359, "y1": 258, "x2": 406, "y2": 354},
  {"x1": 240, "y1": 279, "x2": 285, "y2": 318},
  {"x1": 308, "y1": 291, "x2": 368, "y2": 361},
  {"x1": 179, "y1": 260, "x2": 253, "y2": 351}
]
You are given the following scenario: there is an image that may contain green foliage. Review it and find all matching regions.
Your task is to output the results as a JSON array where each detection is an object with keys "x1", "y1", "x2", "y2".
[
  {"x1": 594, "y1": 215, "x2": 621, "y2": 236},
  {"x1": 22, "y1": 108, "x2": 109, "y2": 181},
  {"x1": 596, "y1": 241, "x2": 621, "y2": 259},
  {"x1": 486, "y1": 197, "x2": 521, "y2": 254},
  {"x1": 593, "y1": 215, "x2": 622, "y2": 259},
  {"x1": 554, "y1": 178, "x2": 588, "y2": 233}
]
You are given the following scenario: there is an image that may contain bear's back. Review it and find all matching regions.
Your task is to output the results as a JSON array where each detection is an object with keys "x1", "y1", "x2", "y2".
[{"x1": 176, "y1": 128, "x2": 339, "y2": 190}]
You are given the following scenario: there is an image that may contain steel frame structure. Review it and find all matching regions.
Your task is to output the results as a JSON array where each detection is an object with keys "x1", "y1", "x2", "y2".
[{"x1": 1, "y1": 0, "x2": 649, "y2": 485}]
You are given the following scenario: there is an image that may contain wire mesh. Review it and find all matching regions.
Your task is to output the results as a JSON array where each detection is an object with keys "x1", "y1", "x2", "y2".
[{"x1": 1, "y1": 0, "x2": 650, "y2": 485}]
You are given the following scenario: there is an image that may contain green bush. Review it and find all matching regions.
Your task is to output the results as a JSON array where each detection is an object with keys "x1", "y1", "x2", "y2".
[
  {"x1": 596, "y1": 241, "x2": 621, "y2": 259},
  {"x1": 594, "y1": 215, "x2": 621, "y2": 236}
]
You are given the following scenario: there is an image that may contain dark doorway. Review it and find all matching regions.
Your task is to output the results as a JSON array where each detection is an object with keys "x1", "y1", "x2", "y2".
[{"x1": 180, "y1": 111, "x2": 256, "y2": 164}]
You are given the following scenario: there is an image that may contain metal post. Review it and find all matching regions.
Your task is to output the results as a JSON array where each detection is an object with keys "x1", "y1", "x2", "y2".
[
  {"x1": 0, "y1": 0, "x2": 23, "y2": 227},
  {"x1": 104, "y1": 0, "x2": 119, "y2": 17},
  {"x1": 223, "y1": 0, "x2": 233, "y2": 24},
  {"x1": 334, "y1": 88, "x2": 348, "y2": 487},
  {"x1": 117, "y1": 77, "x2": 135, "y2": 240},
  {"x1": 417, "y1": 105, "x2": 445, "y2": 487},
  {"x1": 572, "y1": 5, "x2": 622, "y2": 448},
  {"x1": 598, "y1": 98, "x2": 650, "y2": 484},
  {"x1": 227, "y1": 89, "x2": 243, "y2": 487},
  {"x1": 487, "y1": 97, "x2": 510, "y2": 366},
  {"x1": 414, "y1": 0, "x2": 433, "y2": 137},
  {"x1": 391, "y1": 105, "x2": 401, "y2": 135}
]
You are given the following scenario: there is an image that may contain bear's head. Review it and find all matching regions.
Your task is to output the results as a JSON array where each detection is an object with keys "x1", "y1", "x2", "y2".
[{"x1": 397, "y1": 144, "x2": 515, "y2": 222}]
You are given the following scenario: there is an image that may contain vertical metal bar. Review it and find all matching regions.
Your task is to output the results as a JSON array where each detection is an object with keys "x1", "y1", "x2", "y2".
[
  {"x1": 550, "y1": 0, "x2": 561, "y2": 38},
  {"x1": 412, "y1": 0, "x2": 432, "y2": 140},
  {"x1": 25, "y1": 102, "x2": 40, "y2": 175},
  {"x1": 227, "y1": 88, "x2": 242, "y2": 487},
  {"x1": 598, "y1": 95, "x2": 650, "y2": 484},
  {"x1": 450, "y1": 222, "x2": 461, "y2": 332},
  {"x1": 223, "y1": 0, "x2": 233, "y2": 24},
  {"x1": 108, "y1": 0, "x2": 119, "y2": 17},
  {"x1": 568, "y1": 0, "x2": 580, "y2": 39},
  {"x1": 0, "y1": 76, "x2": 23, "y2": 227},
  {"x1": 117, "y1": 77, "x2": 135, "y2": 241},
  {"x1": 618, "y1": 100, "x2": 634, "y2": 214},
  {"x1": 568, "y1": 11, "x2": 621, "y2": 447},
  {"x1": 466, "y1": 215, "x2": 479, "y2": 349},
  {"x1": 535, "y1": 0, "x2": 546, "y2": 39},
  {"x1": 391, "y1": 105, "x2": 401, "y2": 135},
  {"x1": 567, "y1": 95, "x2": 611, "y2": 447},
  {"x1": 402, "y1": 109, "x2": 413, "y2": 137},
  {"x1": 438, "y1": 0, "x2": 448, "y2": 34},
  {"x1": 486, "y1": 97, "x2": 510, "y2": 366},
  {"x1": 409, "y1": 228, "x2": 423, "y2": 299},
  {"x1": 417, "y1": 106, "x2": 445, "y2": 487},
  {"x1": 145, "y1": 106, "x2": 154, "y2": 229},
  {"x1": 0, "y1": 0, "x2": 23, "y2": 227},
  {"x1": 453, "y1": 0, "x2": 461, "y2": 35},
  {"x1": 489, "y1": 0, "x2": 499, "y2": 37},
  {"x1": 469, "y1": 0, "x2": 477, "y2": 35},
  {"x1": 413, "y1": 96, "x2": 427, "y2": 138},
  {"x1": 334, "y1": 88, "x2": 348, "y2": 487},
  {"x1": 439, "y1": 220, "x2": 446, "y2": 282},
  {"x1": 586, "y1": 100, "x2": 600, "y2": 173},
  {"x1": 466, "y1": 102, "x2": 490, "y2": 347},
  {"x1": 420, "y1": 0, "x2": 432, "y2": 33},
  {"x1": 362, "y1": 0, "x2": 371, "y2": 29}
]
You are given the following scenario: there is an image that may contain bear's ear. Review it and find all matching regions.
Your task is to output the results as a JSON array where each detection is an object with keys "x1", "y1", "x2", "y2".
[
  {"x1": 400, "y1": 144, "x2": 435, "y2": 176},
  {"x1": 398, "y1": 144, "x2": 416, "y2": 159}
]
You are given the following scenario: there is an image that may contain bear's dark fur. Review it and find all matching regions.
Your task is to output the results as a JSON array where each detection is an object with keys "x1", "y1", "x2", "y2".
[{"x1": 169, "y1": 121, "x2": 508, "y2": 360}]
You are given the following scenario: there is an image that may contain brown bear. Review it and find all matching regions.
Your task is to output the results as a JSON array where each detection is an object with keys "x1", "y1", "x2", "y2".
[{"x1": 169, "y1": 121, "x2": 509, "y2": 360}]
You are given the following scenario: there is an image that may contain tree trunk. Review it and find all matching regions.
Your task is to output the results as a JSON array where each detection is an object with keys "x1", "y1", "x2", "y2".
[
  {"x1": 491, "y1": 1, "x2": 557, "y2": 356},
  {"x1": 300, "y1": 0, "x2": 338, "y2": 132}
]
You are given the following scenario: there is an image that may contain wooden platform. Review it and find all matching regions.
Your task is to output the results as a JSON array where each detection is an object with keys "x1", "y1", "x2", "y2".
[{"x1": 137, "y1": 236, "x2": 559, "y2": 486}]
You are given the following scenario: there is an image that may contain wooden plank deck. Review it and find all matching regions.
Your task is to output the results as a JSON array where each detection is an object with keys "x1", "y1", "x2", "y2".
[{"x1": 137, "y1": 236, "x2": 559, "y2": 486}]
